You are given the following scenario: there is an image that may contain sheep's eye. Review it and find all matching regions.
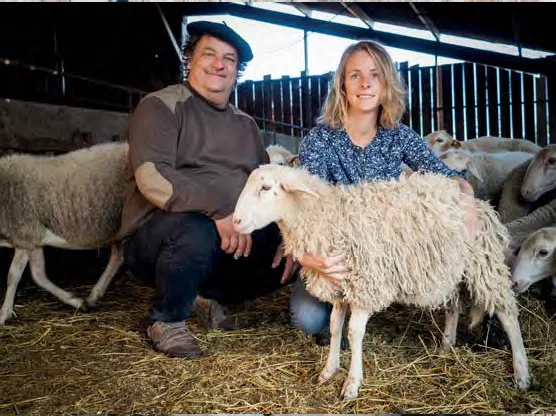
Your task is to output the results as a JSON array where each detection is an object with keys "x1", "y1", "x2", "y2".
[
  {"x1": 547, "y1": 157, "x2": 556, "y2": 165},
  {"x1": 538, "y1": 249, "x2": 549, "y2": 257},
  {"x1": 437, "y1": 139, "x2": 444, "y2": 143},
  {"x1": 261, "y1": 184, "x2": 271, "y2": 192}
]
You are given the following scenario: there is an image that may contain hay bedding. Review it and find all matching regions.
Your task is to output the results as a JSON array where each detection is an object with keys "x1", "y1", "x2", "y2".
[{"x1": 1, "y1": 270, "x2": 556, "y2": 415}]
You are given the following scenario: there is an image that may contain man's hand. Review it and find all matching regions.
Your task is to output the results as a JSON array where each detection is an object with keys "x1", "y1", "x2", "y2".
[
  {"x1": 215, "y1": 214, "x2": 252, "y2": 258},
  {"x1": 298, "y1": 251, "x2": 349, "y2": 287},
  {"x1": 272, "y1": 243, "x2": 299, "y2": 284}
]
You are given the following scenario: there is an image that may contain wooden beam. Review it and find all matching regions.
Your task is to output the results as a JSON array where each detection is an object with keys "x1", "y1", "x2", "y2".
[
  {"x1": 408, "y1": 2, "x2": 440, "y2": 41},
  {"x1": 340, "y1": 2, "x2": 374, "y2": 29}
]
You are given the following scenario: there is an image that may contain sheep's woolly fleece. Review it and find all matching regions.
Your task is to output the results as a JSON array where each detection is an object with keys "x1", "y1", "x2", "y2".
[
  {"x1": 265, "y1": 166, "x2": 515, "y2": 316},
  {"x1": 0, "y1": 142, "x2": 130, "y2": 249}
]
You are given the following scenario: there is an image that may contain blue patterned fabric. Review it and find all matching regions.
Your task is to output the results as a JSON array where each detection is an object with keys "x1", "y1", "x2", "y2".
[{"x1": 299, "y1": 123, "x2": 464, "y2": 185}]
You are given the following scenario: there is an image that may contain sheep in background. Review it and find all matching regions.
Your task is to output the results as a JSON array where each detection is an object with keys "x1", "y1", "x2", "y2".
[
  {"x1": 233, "y1": 164, "x2": 530, "y2": 399},
  {"x1": 266, "y1": 144, "x2": 294, "y2": 166},
  {"x1": 0, "y1": 142, "x2": 130, "y2": 325},
  {"x1": 520, "y1": 144, "x2": 556, "y2": 203},
  {"x1": 425, "y1": 130, "x2": 541, "y2": 156},
  {"x1": 498, "y1": 147, "x2": 556, "y2": 224},
  {"x1": 439, "y1": 149, "x2": 532, "y2": 202},
  {"x1": 511, "y1": 227, "x2": 556, "y2": 294}
]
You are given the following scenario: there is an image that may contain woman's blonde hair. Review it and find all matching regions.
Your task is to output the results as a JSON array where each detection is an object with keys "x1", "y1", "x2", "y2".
[{"x1": 318, "y1": 40, "x2": 406, "y2": 130}]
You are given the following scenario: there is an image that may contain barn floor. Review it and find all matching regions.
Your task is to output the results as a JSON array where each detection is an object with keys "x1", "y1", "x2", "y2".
[{"x1": 1, "y1": 269, "x2": 556, "y2": 415}]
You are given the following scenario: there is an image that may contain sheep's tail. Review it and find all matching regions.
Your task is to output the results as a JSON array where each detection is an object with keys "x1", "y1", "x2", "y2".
[{"x1": 464, "y1": 200, "x2": 518, "y2": 318}]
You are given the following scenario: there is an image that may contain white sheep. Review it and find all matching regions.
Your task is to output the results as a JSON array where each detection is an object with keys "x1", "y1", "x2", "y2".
[
  {"x1": 439, "y1": 149, "x2": 532, "y2": 202},
  {"x1": 233, "y1": 164, "x2": 530, "y2": 399},
  {"x1": 425, "y1": 130, "x2": 541, "y2": 155},
  {"x1": 505, "y1": 197, "x2": 556, "y2": 256},
  {"x1": 511, "y1": 227, "x2": 556, "y2": 294},
  {"x1": 266, "y1": 144, "x2": 294, "y2": 166},
  {"x1": 0, "y1": 142, "x2": 130, "y2": 325},
  {"x1": 520, "y1": 144, "x2": 556, "y2": 203}
]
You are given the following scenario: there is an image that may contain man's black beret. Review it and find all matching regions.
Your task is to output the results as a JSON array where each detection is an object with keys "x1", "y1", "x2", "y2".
[{"x1": 187, "y1": 21, "x2": 254, "y2": 63}]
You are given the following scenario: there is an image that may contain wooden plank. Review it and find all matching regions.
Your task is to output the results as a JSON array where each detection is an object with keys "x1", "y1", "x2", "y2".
[
  {"x1": 319, "y1": 73, "x2": 331, "y2": 118},
  {"x1": 486, "y1": 66, "x2": 499, "y2": 137},
  {"x1": 301, "y1": 71, "x2": 312, "y2": 131},
  {"x1": 244, "y1": 80, "x2": 255, "y2": 118},
  {"x1": 441, "y1": 65, "x2": 453, "y2": 135},
  {"x1": 499, "y1": 69, "x2": 511, "y2": 138},
  {"x1": 523, "y1": 73, "x2": 535, "y2": 142},
  {"x1": 536, "y1": 76, "x2": 548, "y2": 146},
  {"x1": 511, "y1": 71, "x2": 523, "y2": 138},
  {"x1": 292, "y1": 77, "x2": 302, "y2": 138},
  {"x1": 310, "y1": 76, "x2": 320, "y2": 128},
  {"x1": 421, "y1": 67, "x2": 432, "y2": 136},
  {"x1": 464, "y1": 62, "x2": 476, "y2": 140},
  {"x1": 263, "y1": 75, "x2": 273, "y2": 132},
  {"x1": 453, "y1": 63, "x2": 465, "y2": 140},
  {"x1": 281, "y1": 76, "x2": 292, "y2": 136},
  {"x1": 399, "y1": 62, "x2": 409, "y2": 126},
  {"x1": 272, "y1": 79, "x2": 283, "y2": 134},
  {"x1": 547, "y1": 72, "x2": 556, "y2": 145},
  {"x1": 410, "y1": 65, "x2": 421, "y2": 135},
  {"x1": 475, "y1": 65, "x2": 488, "y2": 138},
  {"x1": 254, "y1": 79, "x2": 264, "y2": 131}
]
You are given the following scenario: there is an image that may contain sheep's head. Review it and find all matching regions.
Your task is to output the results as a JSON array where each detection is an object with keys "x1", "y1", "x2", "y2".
[
  {"x1": 424, "y1": 130, "x2": 458, "y2": 155},
  {"x1": 511, "y1": 227, "x2": 556, "y2": 294},
  {"x1": 439, "y1": 150, "x2": 483, "y2": 182},
  {"x1": 233, "y1": 165, "x2": 320, "y2": 234},
  {"x1": 520, "y1": 145, "x2": 556, "y2": 202}
]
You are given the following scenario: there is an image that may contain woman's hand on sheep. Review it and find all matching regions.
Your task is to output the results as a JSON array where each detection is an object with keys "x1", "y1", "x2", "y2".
[
  {"x1": 215, "y1": 214, "x2": 252, "y2": 258},
  {"x1": 272, "y1": 243, "x2": 299, "y2": 284},
  {"x1": 298, "y1": 252, "x2": 349, "y2": 285}
]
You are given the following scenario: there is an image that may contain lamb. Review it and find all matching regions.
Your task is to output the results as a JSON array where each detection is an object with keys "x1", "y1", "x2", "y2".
[
  {"x1": 425, "y1": 130, "x2": 541, "y2": 155},
  {"x1": 511, "y1": 227, "x2": 556, "y2": 294},
  {"x1": 233, "y1": 164, "x2": 530, "y2": 399},
  {"x1": 0, "y1": 142, "x2": 131, "y2": 325},
  {"x1": 266, "y1": 144, "x2": 294, "y2": 166},
  {"x1": 439, "y1": 149, "x2": 532, "y2": 202}
]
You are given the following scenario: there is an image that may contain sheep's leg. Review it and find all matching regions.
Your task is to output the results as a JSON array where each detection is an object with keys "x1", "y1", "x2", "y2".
[
  {"x1": 85, "y1": 242, "x2": 124, "y2": 307},
  {"x1": 341, "y1": 306, "x2": 371, "y2": 400},
  {"x1": 0, "y1": 249, "x2": 29, "y2": 325},
  {"x1": 28, "y1": 248, "x2": 86, "y2": 310},
  {"x1": 318, "y1": 301, "x2": 347, "y2": 384},
  {"x1": 442, "y1": 297, "x2": 460, "y2": 349},
  {"x1": 496, "y1": 309, "x2": 530, "y2": 390}
]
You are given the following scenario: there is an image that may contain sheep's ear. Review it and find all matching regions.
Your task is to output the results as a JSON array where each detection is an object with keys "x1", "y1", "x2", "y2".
[
  {"x1": 279, "y1": 177, "x2": 320, "y2": 198},
  {"x1": 451, "y1": 140, "x2": 462, "y2": 149},
  {"x1": 466, "y1": 158, "x2": 483, "y2": 182}
]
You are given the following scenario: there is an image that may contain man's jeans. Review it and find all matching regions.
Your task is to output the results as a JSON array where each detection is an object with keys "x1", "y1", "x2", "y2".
[{"x1": 124, "y1": 211, "x2": 286, "y2": 323}]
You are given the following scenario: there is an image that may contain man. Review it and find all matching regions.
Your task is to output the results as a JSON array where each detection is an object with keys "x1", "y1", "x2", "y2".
[{"x1": 118, "y1": 21, "x2": 295, "y2": 358}]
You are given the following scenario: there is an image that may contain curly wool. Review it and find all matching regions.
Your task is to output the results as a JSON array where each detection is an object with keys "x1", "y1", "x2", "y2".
[
  {"x1": 0, "y1": 142, "x2": 131, "y2": 249},
  {"x1": 278, "y1": 168, "x2": 515, "y2": 316}
]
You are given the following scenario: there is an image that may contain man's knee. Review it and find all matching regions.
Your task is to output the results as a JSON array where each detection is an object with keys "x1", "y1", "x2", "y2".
[{"x1": 290, "y1": 281, "x2": 332, "y2": 335}]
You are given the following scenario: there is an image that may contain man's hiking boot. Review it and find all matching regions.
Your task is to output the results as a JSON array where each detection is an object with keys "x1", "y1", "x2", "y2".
[
  {"x1": 147, "y1": 320, "x2": 203, "y2": 358},
  {"x1": 192, "y1": 295, "x2": 241, "y2": 330}
]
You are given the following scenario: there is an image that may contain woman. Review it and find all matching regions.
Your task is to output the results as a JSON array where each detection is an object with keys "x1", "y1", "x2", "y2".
[{"x1": 289, "y1": 40, "x2": 478, "y2": 342}]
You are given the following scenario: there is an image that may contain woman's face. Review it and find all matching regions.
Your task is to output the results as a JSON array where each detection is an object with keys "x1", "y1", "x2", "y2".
[{"x1": 343, "y1": 49, "x2": 383, "y2": 115}]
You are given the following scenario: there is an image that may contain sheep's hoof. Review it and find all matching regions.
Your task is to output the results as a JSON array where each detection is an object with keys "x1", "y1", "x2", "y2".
[
  {"x1": 516, "y1": 375, "x2": 531, "y2": 391},
  {"x1": 318, "y1": 366, "x2": 338, "y2": 384},
  {"x1": 68, "y1": 297, "x2": 87, "y2": 311},
  {"x1": 442, "y1": 337, "x2": 455, "y2": 350},
  {"x1": 85, "y1": 296, "x2": 98, "y2": 309},
  {"x1": 341, "y1": 377, "x2": 361, "y2": 400},
  {"x1": 0, "y1": 311, "x2": 11, "y2": 325}
]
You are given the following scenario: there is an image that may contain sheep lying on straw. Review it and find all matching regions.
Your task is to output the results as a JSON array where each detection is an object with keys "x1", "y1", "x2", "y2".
[
  {"x1": 233, "y1": 164, "x2": 530, "y2": 399},
  {"x1": 0, "y1": 142, "x2": 130, "y2": 325}
]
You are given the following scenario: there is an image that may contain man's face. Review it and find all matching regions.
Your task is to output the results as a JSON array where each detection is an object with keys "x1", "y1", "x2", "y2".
[{"x1": 187, "y1": 34, "x2": 238, "y2": 103}]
